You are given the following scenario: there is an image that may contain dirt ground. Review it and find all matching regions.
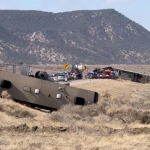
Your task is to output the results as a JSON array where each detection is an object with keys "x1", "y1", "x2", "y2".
[{"x1": 1, "y1": 79, "x2": 150, "y2": 149}]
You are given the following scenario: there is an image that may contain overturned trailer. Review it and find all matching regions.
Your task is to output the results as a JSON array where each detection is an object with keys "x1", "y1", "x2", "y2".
[
  {"x1": 0, "y1": 67, "x2": 98, "y2": 110},
  {"x1": 102, "y1": 66, "x2": 150, "y2": 83}
]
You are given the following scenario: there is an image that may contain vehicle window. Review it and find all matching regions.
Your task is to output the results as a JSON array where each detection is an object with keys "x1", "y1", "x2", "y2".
[{"x1": 49, "y1": 74, "x2": 56, "y2": 77}]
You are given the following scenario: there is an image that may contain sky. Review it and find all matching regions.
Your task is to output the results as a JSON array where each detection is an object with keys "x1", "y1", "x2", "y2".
[{"x1": 0, "y1": 0, "x2": 150, "y2": 31}]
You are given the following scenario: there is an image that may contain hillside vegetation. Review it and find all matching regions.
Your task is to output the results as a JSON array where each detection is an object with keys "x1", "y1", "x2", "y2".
[
  {"x1": 1, "y1": 80, "x2": 150, "y2": 150},
  {"x1": 0, "y1": 9, "x2": 150, "y2": 64}
]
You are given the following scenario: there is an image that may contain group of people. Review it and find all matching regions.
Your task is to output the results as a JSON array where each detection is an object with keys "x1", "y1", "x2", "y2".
[
  {"x1": 92, "y1": 68, "x2": 119, "y2": 79},
  {"x1": 103, "y1": 69, "x2": 118, "y2": 79}
]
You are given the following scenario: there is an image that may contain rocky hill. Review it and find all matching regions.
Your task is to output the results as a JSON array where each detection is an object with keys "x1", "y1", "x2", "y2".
[{"x1": 0, "y1": 9, "x2": 150, "y2": 64}]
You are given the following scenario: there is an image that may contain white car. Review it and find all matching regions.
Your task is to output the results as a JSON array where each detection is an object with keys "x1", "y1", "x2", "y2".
[{"x1": 57, "y1": 73, "x2": 68, "y2": 82}]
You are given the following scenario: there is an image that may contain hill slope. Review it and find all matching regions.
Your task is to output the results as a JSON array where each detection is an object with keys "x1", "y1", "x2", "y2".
[{"x1": 0, "y1": 9, "x2": 150, "y2": 64}]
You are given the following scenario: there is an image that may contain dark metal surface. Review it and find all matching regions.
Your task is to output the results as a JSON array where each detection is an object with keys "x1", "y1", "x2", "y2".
[
  {"x1": 102, "y1": 66, "x2": 150, "y2": 83},
  {"x1": 0, "y1": 70, "x2": 98, "y2": 110}
]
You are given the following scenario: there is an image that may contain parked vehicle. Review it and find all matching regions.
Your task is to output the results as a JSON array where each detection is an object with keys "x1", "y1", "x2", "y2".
[
  {"x1": 86, "y1": 68, "x2": 115, "y2": 79},
  {"x1": 48, "y1": 74, "x2": 59, "y2": 82},
  {"x1": 71, "y1": 72, "x2": 77, "y2": 80},
  {"x1": 63, "y1": 72, "x2": 72, "y2": 80},
  {"x1": 95, "y1": 68, "x2": 117, "y2": 79},
  {"x1": 85, "y1": 72, "x2": 97, "y2": 79},
  {"x1": 57, "y1": 73, "x2": 68, "y2": 82}
]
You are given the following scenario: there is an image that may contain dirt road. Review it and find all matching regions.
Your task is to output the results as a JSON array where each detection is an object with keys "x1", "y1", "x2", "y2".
[{"x1": 70, "y1": 79, "x2": 102, "y2": 86}]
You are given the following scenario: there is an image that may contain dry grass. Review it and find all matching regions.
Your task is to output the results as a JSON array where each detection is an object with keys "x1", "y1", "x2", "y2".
[
  {"x1": 1, "y1": 79, "x2": 150, "y2": 149},
  {"x1": 1, "y1": 90, "x2": 11, "y2": 99},
  {"x1": 0, "y1": 97, "x2": 48, "y2": 129},
  {"x1": 1, "y1": 132, "x2": 150, "y2": 150},
  {"x1": 0, "y1": 98, "x2": 35, "y2": 118}
]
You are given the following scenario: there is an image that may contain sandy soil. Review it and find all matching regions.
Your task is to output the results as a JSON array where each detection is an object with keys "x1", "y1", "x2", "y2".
[
  {"x1": 1, "y1": 79, "x2": 150, "y2": 150},
  {"x1": 73, "y1": 79, "x2": 150, "y2": 101}
]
